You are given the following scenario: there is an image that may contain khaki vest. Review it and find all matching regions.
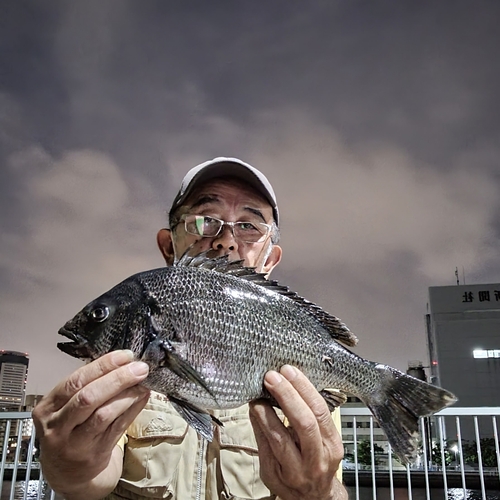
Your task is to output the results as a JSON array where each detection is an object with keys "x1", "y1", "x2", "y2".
[{"x1": 104, "y1": 392, "x2": 341, "y2": 500}]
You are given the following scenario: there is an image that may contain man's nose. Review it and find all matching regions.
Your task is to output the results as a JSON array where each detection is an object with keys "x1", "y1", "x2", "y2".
[{"x1": 212, "y1": 224, "x2": 238, "y2": 252}]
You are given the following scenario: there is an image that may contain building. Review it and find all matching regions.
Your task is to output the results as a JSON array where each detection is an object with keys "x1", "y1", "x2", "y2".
[
  {"x1": 426, "y1": 283, "x2": 500, "y2": 407},
  {"x1": 341, "y1": 362, "x2": 429, "y2": 469},
  {"x1": 24, "y1": 394, "x2": 44, "y2": 411},
  {"x1": 22, "y1": 394, "x2": 45, "y2": 439},
  {"x1": 0, "y1": 350, "x2": 29, "y2": 411},
  {"x1": 341, "y1": 396, "x2": 389, "y2": 461},
  {"x1": 0, "y1": 350, "x2": 30, "y2": 458}
]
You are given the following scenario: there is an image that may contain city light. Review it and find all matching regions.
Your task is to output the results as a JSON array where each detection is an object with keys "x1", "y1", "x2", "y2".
[{"x1": 473, "y1": 348, "x2": 500, "y2": 359}]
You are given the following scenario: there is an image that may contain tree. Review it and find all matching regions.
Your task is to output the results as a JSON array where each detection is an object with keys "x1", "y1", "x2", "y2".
[
  {"x1": 462, "y1": 438, "x2": 498, "y2": 467},
  {"x1": 429, "y1": 441, "x2": 452, "y2": 466},
  {"x1": 412, "y1": 437, "x2": 452, "y2": 467},
  {"x1": 357, "y1": 439, "x2": 384, "y2": 466}
]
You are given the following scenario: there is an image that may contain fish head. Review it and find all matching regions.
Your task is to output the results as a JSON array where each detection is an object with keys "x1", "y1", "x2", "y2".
[{"x1": 57, "y1": 278, "x2": 148, "y2": 361}]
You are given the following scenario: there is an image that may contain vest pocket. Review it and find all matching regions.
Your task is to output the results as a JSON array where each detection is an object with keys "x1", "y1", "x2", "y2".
[
  {"x1": 218, "y1": 415, "x2": 275, "y2": 500},
  {"x1": 120, "y1": 406, "x2": 189, "y2": 498}
]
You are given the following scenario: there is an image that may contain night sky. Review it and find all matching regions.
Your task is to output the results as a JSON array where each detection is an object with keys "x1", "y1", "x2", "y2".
[{"x1": 1, "y1": 1, "x2": 499, "y2": 394}]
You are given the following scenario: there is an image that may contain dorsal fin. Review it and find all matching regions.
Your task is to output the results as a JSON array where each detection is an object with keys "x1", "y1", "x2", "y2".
[{"x1": 176, "y1": 250, "x2": 358, "y2": 347}]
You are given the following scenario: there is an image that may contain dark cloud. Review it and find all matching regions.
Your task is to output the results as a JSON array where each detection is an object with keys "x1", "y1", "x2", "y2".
[{"x1": 1, "y1": 0, "x2": 499, "y2": 393}]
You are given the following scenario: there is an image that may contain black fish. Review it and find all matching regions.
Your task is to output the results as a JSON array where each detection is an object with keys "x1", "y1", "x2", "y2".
[{"x1": 58, "y1": 252, "x2": 457, "y2": 463}]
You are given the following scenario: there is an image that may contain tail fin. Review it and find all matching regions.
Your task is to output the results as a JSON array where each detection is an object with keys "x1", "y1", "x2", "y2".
[{"x1": 362, "y1": 364, "x2": 457, "y2": 464}]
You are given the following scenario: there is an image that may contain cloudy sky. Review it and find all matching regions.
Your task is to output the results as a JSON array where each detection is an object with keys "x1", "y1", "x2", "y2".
[{"x1": 1, "y1": 1, "x2": 499, "y2": 395}]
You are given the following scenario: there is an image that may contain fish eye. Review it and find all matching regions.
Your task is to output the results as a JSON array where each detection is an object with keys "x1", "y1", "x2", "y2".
[{"x1": 90, "y1": 305, "x2": 110, "y2": 323}]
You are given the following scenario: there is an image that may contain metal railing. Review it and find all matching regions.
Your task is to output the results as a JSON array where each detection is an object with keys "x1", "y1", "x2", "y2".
[
  {"x1": 0, "y1": 412, "x2": 56, "y2": 500},
  {"x1": 2, "y1": 407, "x2": 500, "y2": 500},
  {"x1": 340, "y1": 406, "x2": 500, "y2": 500}
]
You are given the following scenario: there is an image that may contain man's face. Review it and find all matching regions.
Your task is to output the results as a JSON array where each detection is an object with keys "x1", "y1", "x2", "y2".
[{"x1": 170, "y1": 177, "x2": 281, "y2": 273}]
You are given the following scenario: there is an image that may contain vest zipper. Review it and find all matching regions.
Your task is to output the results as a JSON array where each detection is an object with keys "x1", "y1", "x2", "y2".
[{"x1": 195, "y1": 437, "x2": 206, "y2": 500}]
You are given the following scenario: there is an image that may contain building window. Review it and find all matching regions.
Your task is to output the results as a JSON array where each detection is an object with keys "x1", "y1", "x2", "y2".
[
  {"x1": 473, "y1": 349, "x2": 500, "y2": 359},
  {"x1": 346, "y1": 396, "x2": 362, "y2": 403}
]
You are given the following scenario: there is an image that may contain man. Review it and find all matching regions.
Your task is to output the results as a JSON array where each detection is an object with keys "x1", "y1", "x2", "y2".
[{"x1": 33, "y1": 157, "x2": 347, "y2": 500}]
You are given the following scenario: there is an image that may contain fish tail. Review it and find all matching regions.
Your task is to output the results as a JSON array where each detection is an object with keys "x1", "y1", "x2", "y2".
[{"x1": 361, "y1": 363, "x2": 457, "y2": 464}]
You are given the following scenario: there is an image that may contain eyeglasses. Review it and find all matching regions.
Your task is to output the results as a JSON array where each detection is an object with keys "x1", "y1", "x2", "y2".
[{"x1": 177, "y1": 214, "x2": 273, "y2": 243}]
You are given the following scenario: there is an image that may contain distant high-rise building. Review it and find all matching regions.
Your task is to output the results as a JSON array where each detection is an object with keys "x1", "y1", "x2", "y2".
[
  {"x1": 21, "y1": 394, "x2": 45, "y2": 439},
  {"x1": 426, "y1": 283, "x2": 500, "y2": 407},
  {"x1": 0, "y1": 350, "x2": 29, "y2": 411},
  {"x1": 24, "y1": 394, "x2": 44, "y2": 411}
]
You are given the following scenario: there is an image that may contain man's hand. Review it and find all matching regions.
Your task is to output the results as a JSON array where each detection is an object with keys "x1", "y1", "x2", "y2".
[
  {"x1": 32, "y1": 350, "x2": 150, "y2": 500},
  {"x1": 249, "y1": 365, "x2": 347, "y2": 500}
]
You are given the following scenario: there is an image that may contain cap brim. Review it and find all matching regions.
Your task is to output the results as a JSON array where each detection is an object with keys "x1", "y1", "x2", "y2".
[{"x1": 171, "y1": 158, "x2": 279, "y2": 225}]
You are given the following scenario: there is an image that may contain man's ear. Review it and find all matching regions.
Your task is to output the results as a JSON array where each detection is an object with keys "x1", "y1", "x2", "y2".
[
  {"x1": 262, "y1": 244, "x2": 282, "y2": 276},
  {"x1": 157, "y1": 229, "x2": 175, "y2": 266}
]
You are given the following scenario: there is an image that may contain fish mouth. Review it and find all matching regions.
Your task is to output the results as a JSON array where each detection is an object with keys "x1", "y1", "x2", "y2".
[{"x1": 57, "y1": 327, "x2": 92, "y2": 359}]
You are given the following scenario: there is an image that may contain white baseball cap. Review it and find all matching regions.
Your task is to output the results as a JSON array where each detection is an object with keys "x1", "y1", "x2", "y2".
[{"x1": 170, "y1": 157, "x2": 279, "y2": 225}]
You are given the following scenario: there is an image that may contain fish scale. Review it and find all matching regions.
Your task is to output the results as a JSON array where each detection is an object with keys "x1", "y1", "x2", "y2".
[
  {"x1": 57, "y1": 252, "x2": 457, "y2": 463},
  {"x1": 142, "y1": 269, "x2": 307, "y2": 395}
]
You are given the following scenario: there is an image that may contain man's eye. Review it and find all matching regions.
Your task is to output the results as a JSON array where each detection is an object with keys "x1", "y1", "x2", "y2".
[{"x1": 238, "y1": 222, "x2": 258, "y2": 231}]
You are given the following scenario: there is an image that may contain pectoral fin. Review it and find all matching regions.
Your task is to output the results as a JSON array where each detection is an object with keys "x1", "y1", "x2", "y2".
[
  {"x1": 141, "y1": 312, "x2": 216, "y2": 401},
  {"x1": 141, "y1": 338, "x2": 216, "y2": 401},
  {"x1": 169, "y1": 397, "x2": 223, "y2": 442},
  {"x1": 320, "y1": 388, "x2": 348, "y2": 412}
]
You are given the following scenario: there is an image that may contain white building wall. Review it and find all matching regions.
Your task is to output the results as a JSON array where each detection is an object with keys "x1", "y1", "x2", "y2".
[{"x1": 427, "y1": 283, "x2": 500, "y2": 407}]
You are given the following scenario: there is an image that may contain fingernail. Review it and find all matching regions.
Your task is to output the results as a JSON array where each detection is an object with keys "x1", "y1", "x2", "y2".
[
  {"x1": 111, "y1": 349, "x2": 135, "y2": 364},
  {"x1": 129, "y1": 361, "x2": 149, "y2": 376},
  {"x1": 281, "y1": 365, "x2": 298, "y2": 381},
  {"x1": 123, "y1": 350, "x2": 135, "y2": 361},
  {"x1": 265, "y1": 370, "x2": 282, "y2": 386}
]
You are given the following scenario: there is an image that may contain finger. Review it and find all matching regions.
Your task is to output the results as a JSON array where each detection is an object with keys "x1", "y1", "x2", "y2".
[
  {"x1": 44, "y1": 351, "x2": 137, "y2": 413},
  {"x1": 278, "y1": 366, "x2": 344, "y2": 467},
  {"x1": 72, "y1": 385, "x2": 150, "y2": 442},
  {"x1": 54, "y1": 360, "x2": 149, "y2": 431},
  {"x1": 280, "y1": 365, "x2": 336, "y2": 436},
  {"x1": 249, "y1": 400, "x2": 302, "y2": 471},
  {"x1": 263, "y1": 368, "x2": 324, "y2": 464},
  {"x1": 107, "y1": 390, "x2": 150, "y2": 440},
  {"x1": 249, "y1": 403, "x2": 283, "y2": 486}
]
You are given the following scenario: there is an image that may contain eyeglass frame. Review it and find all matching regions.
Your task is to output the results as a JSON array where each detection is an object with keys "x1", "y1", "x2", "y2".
[{"x1": 173, "y1": 213, "x2": 275, "y2": 244}]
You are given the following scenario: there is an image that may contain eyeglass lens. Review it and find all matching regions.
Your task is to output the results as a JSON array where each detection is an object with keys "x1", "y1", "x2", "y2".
[{"x1": 184, "y1": 215, "x2": 268, "y2": 243}]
